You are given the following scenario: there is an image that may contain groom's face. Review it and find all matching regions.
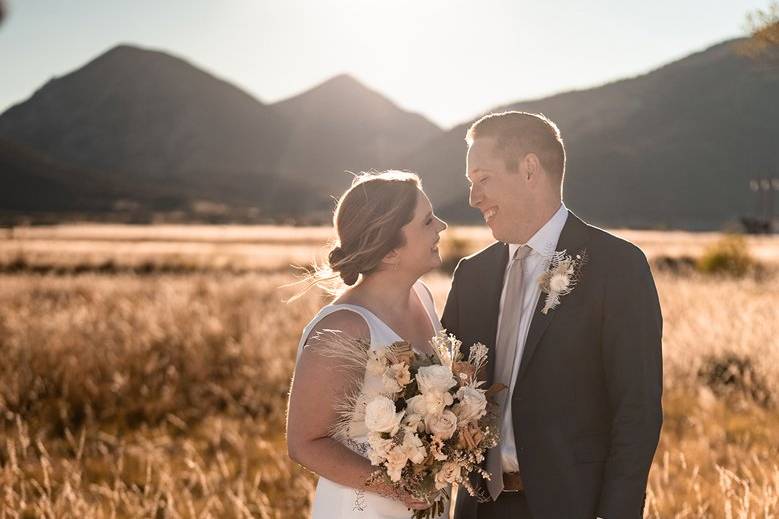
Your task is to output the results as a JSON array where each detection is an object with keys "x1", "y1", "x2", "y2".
[{"x1": 466, "y1": 137, "x2": 533, "y2": 243}]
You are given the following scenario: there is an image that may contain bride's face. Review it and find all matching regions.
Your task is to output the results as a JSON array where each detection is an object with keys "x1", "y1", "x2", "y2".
[{"x1": 393, "y1": 189, "x2": 447, "y2": 275}]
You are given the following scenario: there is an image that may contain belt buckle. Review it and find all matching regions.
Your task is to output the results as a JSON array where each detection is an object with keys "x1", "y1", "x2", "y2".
[{"x1": 502, "y1": 471, "x2": 523, "y2": 493}]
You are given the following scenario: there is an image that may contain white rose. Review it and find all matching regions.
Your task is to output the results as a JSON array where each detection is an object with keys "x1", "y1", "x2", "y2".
[
  {"x1": 434, "y1": 461, "x2": 461, "y2": 490},
  {"x1": 401, "y1": 432, "x2": 426, "y2": 464},
  {"x1": 365, "y1": 396, "x2": 404, "y2": 435},
  {"x1": 416, "y1": 365, "x2": 457, "y2": 395},
  {"x1": 406, "y1": 395, "x2": 427, "y2": 416},
  {"x1": 425, "y1": 410, "x2": 458, "y2": 440},
  {"x1": 453, "y1": 386, "x2": 487, "y2": 426},
  {"x1": 549, "y1": 273, "x2": 570, "y2": 292}
]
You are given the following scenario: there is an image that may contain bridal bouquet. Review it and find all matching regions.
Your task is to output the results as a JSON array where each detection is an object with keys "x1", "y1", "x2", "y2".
[{"x1": 322, "y1": 330, "x2": 502, "y2": 519}]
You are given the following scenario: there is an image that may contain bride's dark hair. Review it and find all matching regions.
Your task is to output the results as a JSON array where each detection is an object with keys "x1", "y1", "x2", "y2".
[{"x1": 288, "y1": 170, "x2": 421, "y2": 301}]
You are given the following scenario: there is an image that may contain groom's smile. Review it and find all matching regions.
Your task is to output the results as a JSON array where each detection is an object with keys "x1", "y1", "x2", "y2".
[{"x1": 483, "y1": 206, "x2": 498, "y2": 223}]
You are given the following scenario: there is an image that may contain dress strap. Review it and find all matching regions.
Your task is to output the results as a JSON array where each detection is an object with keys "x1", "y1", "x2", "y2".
[
  {"x1": 295, "y1": 305, "x2": 376, "y2": 364},
  {"x1": 413, "y1": 280, "x2": 439, "y2": 328}
]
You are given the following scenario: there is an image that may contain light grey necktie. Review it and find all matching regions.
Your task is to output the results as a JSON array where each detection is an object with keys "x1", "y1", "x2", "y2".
[{"x1": 487, "y1": 245, "x2": 532, "y2": 500}]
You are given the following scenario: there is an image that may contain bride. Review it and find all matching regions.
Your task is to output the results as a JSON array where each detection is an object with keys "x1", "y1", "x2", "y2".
[{"x1": 287, "y1": 171, "x2": 449, "y2": 518}]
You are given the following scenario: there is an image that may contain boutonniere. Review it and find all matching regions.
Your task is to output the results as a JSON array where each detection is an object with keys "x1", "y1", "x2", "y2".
[{"x1": 537, "y1": 249, "x2": 586, "y2": 314}]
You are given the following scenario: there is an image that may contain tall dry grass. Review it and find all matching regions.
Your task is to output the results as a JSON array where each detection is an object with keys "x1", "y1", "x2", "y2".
[
  {"x1": 0, "y1": 226, "x2": 778, "y2": 517},
  {"x1": 0, "y1": 274, "x2": 322, "y2": 518}
]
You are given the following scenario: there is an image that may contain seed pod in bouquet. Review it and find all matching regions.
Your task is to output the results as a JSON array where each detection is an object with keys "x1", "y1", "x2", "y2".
[{"x1": 452, "y1": 361, "x2": 476, "y2": 386}]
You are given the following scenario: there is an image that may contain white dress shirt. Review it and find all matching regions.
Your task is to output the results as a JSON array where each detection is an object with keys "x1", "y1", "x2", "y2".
[{"x1": 498, "y1": 203, "x2": 568, "y2": 473}]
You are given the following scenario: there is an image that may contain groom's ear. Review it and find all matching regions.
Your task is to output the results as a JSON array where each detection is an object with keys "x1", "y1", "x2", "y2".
[{"x1": 522, "y1": 153, "x2": 541, "y2": 180}]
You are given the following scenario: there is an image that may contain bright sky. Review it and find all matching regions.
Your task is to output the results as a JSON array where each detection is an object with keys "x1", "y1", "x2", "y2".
[{"x1": 0, "y1": 0, "x2": 766, "y2": 128}]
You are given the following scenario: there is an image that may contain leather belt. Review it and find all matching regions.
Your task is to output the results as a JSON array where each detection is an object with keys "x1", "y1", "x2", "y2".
[{"x1": 503, "y1": 471, "x2": 524, "y2": 492}]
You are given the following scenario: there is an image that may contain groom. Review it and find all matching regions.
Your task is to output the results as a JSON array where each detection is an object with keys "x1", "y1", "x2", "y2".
[{"x1": 443, "y1": 111, "x2": 663, "y2": 519}]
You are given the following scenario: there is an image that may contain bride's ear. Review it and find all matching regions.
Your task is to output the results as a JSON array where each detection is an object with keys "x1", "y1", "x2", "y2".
[{"x1": 381, "y1": 249, "x2": 401, "y2": 270}]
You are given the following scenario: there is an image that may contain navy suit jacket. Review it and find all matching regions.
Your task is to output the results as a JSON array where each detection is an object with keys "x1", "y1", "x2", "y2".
[{"x1": 444, "y1": 212, "x2": 663, "y2": 519}]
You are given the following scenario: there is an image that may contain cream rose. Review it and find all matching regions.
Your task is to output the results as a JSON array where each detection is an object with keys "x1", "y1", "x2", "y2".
[
  {"x1": 406, "y1": 395, "x2": 427, "y2": 416},
  {"x1": 365, "y1": 396, "x2": 404, "y2": 435},
  {"x1": 416, "y1": 365, "x2": 457, "y2": 394},
  {"x1": 425, "y1": 410, "x2": 458, "y2": 440},
  {"x1": 453, "y1": 386, "x2": 487, "y2": 426}
]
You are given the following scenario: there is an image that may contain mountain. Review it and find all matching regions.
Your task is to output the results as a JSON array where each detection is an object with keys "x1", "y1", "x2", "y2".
[
  {"x1": 273, "y1": 74, "x2": 441, "y2": 195},
  {"x1": 400, "y1": 39, "x2": 779, "y2": 230},
  {"x1": 0, "y1": 137, "x2": 124, "y2": 214},
  {"x1": 2, "y1": 40, "x2": 777, "y2": 228},
  {"x1": 0, "y1": 45, "x2": 443, "y2": 219},
  {"x1": 0, "y1": 45, "x2": 295, "y2": 210}
]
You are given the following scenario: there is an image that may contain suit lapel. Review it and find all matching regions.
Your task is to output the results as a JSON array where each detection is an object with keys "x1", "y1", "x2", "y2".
[
  {"x1": 515, "y1": 211, "x2": 590, "y2": 384},
  {"x1": 485, "y1": 243, "x2": 509, "y2": 388}
]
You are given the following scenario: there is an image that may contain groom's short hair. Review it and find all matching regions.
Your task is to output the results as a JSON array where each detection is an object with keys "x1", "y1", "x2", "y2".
[{"x1": 466, "y1": 111, "x2": 566, "y2": 179}]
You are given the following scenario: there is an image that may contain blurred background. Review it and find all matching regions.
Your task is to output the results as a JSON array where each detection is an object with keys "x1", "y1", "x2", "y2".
[{"x1": 1, "y1": 1, "x2": 778, "y2": 518}]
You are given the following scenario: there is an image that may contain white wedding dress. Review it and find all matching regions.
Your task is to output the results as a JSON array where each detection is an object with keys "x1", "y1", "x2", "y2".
[{"x1": 294, "y1": 280, "x2": 446, "y2": 519}]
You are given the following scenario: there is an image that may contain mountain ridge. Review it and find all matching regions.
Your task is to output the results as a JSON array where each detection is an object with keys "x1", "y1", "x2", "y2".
[{"x1": 2, "y1": 39, "x2": 777, "y2": 229}]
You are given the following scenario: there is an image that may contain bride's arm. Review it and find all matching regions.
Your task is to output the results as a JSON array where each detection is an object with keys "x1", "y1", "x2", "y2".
[{"x1": 286, "y1": 310, "x2": 426, "y2": 508}]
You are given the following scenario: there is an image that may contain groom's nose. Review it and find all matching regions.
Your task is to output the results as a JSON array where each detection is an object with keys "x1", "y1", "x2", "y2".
[{"x1": 469, "y1": 184, "x2": 482, "y2": 208}]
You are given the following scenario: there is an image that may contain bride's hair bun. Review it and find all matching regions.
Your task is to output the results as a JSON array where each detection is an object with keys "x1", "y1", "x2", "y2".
[
  {"x1": 328, "y1": 246, "x2": 345, "y2": 265},
  {"x1": 328, "y1": 245, "x2": 359, "y2": 286}
]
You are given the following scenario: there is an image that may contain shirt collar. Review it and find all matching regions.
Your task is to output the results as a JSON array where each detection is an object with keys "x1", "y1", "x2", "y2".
[{"x1": 508, "y1": 203, "x2": 569, "y2": 260}]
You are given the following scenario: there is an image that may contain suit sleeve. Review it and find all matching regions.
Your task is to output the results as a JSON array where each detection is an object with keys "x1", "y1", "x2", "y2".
[{"x1": 597, "y1": 246, "x2": 663, "y2": 519}]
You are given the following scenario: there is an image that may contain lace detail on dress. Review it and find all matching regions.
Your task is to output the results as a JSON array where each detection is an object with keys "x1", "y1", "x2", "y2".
[
  {"x1": 353, "y1": 489, "x2": 367, "y2": 512},
  {"x1": 345, "y1": 438, "x2": 369, "y2": 457}
]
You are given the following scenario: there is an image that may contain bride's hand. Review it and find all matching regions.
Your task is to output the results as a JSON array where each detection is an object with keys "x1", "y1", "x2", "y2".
[
  {"x1": 371, "y1": 482, "x2": 430, "y2": 510},
  {"x1": 398, "y1": 490, "x2": 430, "y2": 511}
]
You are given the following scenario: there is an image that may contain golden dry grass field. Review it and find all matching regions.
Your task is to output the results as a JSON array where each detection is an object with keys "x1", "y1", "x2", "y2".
[{"x1": 1, "y1": 224, "x2": 778, "y2": 518}]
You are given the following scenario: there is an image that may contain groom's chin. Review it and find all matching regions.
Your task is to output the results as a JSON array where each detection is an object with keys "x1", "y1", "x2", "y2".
[{"x1": 486, "y1": 225, "x2": 503, "y2": 242}]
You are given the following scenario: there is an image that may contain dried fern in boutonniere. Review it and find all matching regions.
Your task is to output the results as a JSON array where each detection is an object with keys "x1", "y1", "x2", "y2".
[{"x1": 537, "y1": 249, "x2": 587, "y2": 314}]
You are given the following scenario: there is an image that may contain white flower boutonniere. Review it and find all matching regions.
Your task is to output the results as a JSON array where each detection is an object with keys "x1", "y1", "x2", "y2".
[{"x1": 537, "y1": 249, "x2": 586, "y2": 314}]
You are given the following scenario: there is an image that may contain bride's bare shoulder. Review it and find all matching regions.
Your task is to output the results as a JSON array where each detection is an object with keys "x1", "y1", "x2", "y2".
[{"x1": 307, "y1": 308, "x2": 370, "y2": 346}]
